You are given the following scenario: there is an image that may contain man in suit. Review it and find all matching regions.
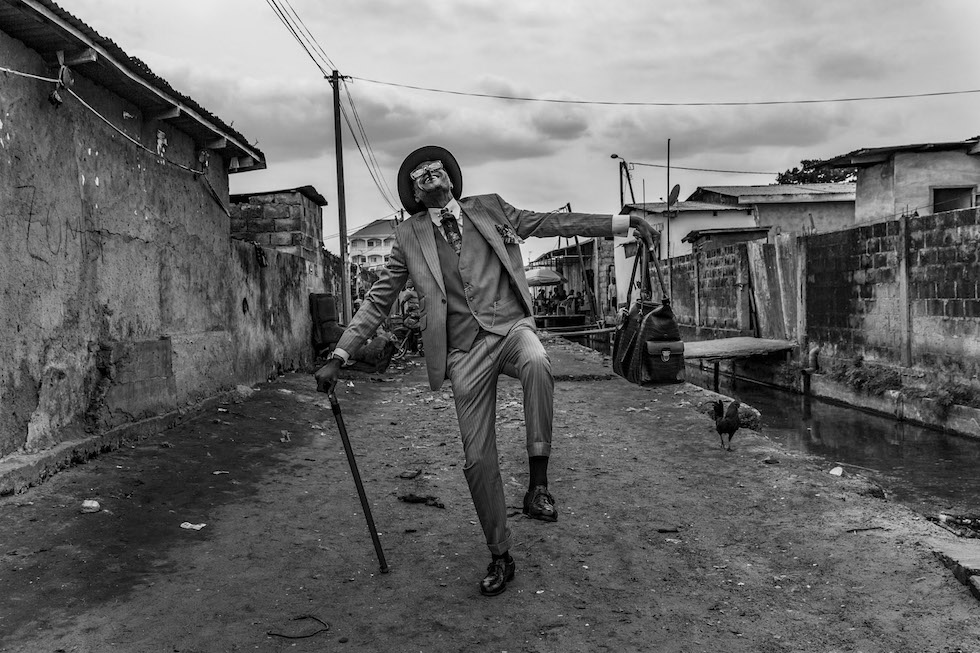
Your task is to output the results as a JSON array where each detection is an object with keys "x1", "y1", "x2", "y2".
[{"x1": 315, "y1": 145, "x2": 656, "y2": 596}]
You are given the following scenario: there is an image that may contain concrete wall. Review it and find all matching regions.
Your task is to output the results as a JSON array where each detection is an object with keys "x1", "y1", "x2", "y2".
[
  {"x1": 0, "y1": 29, "x2": 333, "y2": 463},
  {"x1": 757, "y1": 201, "x2": 855, "y2": 235},
  {"x1": 229, "y1": 241, "x2": 329, "y2": 384},
  {"x1": 855, "y1": 151, "x2": 980, "y2": 223},
  {"x1": 627, "y1": 208, "x2": 756, "y2": 259}
]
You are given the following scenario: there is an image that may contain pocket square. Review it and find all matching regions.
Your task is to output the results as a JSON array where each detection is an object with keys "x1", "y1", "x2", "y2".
[{"x1": 495, "y1": 223, "x2": 524, "y2": 244}]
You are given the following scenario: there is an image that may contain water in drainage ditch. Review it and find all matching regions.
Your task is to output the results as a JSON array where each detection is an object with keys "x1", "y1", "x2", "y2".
[
  {"x1": 728, "y1": 379, "x2": 980, "y2": 516},
  {"x1": 570, "y1": 331, "x2": 979, "y2": 515}
]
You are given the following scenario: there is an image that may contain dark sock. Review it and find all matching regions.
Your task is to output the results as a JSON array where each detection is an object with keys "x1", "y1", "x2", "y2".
[
  {"x1": 529, "y1": 456, "x2": 549, "y2": 490},
  {"x1": 492, "y1": 551, "x2": 513, "y2": 562}
]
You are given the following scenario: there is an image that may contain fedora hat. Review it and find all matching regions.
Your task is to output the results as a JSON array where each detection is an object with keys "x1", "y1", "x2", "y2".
[{"x1": 397, "y1": 145, "x2": 463, "y2": 214}]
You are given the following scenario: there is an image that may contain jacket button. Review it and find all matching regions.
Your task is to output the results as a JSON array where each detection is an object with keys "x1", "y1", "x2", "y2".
[{"x1": 441, "y1": 298, "x2": 447, "y2": 304}]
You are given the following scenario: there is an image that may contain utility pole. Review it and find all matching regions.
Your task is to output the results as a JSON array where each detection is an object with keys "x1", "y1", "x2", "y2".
[
  {"x1": 666, "y1": 138, "x2": 672, "y2": 297},
  {"x1": 330, "y1": 69, "x2": 352, "y2": 323}
]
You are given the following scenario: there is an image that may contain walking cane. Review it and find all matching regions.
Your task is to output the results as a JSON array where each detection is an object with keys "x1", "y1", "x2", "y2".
[{"x1": 327, "y1": 389, "x2": 390, "y2": 574}]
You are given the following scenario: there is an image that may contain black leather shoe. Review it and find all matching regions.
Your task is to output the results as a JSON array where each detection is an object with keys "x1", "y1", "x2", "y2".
[
  {"x1": 523, "y1": 485, "x2": 558, "y2": 522},
  {"x1": 480, "y1": 556, "x2": 516, "y2": 596}
]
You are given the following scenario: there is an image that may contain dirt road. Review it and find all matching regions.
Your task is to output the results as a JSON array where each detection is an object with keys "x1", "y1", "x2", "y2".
[{"x1": 1, "y1": 336, "x2": 978, "y2": 652}]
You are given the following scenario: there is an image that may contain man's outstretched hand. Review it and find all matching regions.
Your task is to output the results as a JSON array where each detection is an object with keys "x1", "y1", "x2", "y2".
[
  {"x1": 628, "y1": 215, "x2": 658, "y2": 253},
  {"x1": 313, "y1": 358, "x2": 343, "y2": 395}
]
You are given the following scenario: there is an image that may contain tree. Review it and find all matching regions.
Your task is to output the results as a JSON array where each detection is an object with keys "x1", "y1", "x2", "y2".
[{"x1": 776, "y1": 159, "x2": 856, "y2": 185}]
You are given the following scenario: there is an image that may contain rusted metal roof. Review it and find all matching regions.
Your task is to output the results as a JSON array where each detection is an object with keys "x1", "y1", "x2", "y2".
[
  {"x1": 0, "y1": 0, "x2": 265, "y2": 171},
  {"x1": 824, "y1": 138, "x2": 980, "y2": 168},
  {"x1": 623, "y1": 201, "x2": 744, "y2": 214},
  {"x1": 693, "y1": 183, "x2": 855, "y2": 197},
  {"x1": 349, "y1": 219, "x2": 397, "y2": 239}
]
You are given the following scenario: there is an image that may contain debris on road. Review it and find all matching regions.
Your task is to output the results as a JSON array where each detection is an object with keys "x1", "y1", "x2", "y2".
[
  {"x1": 398, "y1": 493, "x2": 445, "y2": 509},
  {"x1": 80, "y1": 499, "x2": 101, "y2": 513}
]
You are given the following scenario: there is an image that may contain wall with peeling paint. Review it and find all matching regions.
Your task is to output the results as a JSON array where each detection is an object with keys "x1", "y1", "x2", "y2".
[{"x1": 0, "y1": 29, "x2": 331, "y2": 460}]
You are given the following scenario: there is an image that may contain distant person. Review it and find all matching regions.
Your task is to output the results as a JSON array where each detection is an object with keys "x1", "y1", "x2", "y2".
[
  {"x1": 315, "y1": 145, "x2": 656, "y2": 597},
  {"x1": 398, "y1": 279, "x2": 419, "y2": 316},
  {"x1": 607, "y1": 276, "x2": 617, "y2": 311}
]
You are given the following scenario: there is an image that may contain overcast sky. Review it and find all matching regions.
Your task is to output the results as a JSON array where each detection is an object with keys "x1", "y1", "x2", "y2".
[{"x1": 68, "y1": 0, "x2": 979, "y2": 261}]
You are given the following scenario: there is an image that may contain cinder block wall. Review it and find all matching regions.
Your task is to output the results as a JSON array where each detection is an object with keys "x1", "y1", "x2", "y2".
[
  {"x1": 804, "y1": 207, "x2": 980, "y2": 379},
  {"x1": 908, "y1": 209, "x2": 980, "y2": 375},
  {"x1": 230, "y1": 192, "x2": 323, "y2": 263}
]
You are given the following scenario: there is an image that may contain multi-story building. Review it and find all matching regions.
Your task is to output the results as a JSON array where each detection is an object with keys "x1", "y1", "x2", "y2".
[{"x1": 348, "y1": 218, "x2": 397, "y2": 271}]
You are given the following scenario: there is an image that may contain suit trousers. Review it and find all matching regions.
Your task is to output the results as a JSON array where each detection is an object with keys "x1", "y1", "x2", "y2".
[{"x1": 446, "y1": 317, "x2": 554, "y2": 555}]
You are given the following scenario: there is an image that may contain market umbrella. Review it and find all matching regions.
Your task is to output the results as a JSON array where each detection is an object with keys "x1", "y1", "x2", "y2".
[{"x1": 525, "y1": 267, "x2": 565, "y2": 286}]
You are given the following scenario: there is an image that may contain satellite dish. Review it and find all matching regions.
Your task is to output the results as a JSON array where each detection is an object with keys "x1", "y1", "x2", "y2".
[{"x1": 667, "y1": 184, "x2": 681, "y2": 207}]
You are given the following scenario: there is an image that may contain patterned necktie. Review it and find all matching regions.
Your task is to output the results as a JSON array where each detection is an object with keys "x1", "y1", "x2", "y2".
[{"x1": 440, "y1": 208, "x2": 462, "y2": 255}]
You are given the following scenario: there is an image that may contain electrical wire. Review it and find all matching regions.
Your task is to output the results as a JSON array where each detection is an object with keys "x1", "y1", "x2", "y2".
[
  {"x1": 263, "y1": 1, "x2": 403, "y2": 213},
  {"x1": 264, "y1": 0, "x2": 330, "y2": 76},
  {"x1": 629, "y1": 161, "x2": 778, "y2": 175},
  {"x1": 279, "y1": 0, "x2": 336, "y2": 71},
  {"x1": 350, "y1": 76, "x2": 980, "y2": 107},
  {"x1": 342, "y1": 83, "x2": 398, "y2": 209},
  {"x1": 66, "y1": 89, "x2": 230, "y2": 215},
  {"x1": 322, "y1": 210, "x2": 401, "y2": 240},
  {"x1": 339, "y1": 100, "x2": 398, "y2": 211},
  {"x1": 0, "y1": 66, "x2": 59, "y2": 83},
  {"x1": 2, "y1": 62, "x2": 229, "y2": 215}
]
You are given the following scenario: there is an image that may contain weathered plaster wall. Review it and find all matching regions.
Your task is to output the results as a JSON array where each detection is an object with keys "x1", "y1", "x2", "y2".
[
  {"x1": 854, "y1": 159, "x2": 896, "y2": 223},
  {"x1": 0, "y1": 30, "x2": 334, "y2": 463},
  {"x1": 894, "y1": 151, "x2": 980, "y2": 219},
  {"x1": 856, "y1": 152, "x2": 980, "y2": 223},
  {"x1": 757, "y1": 201, "x2": 855, "y2": 235},
  {"x1": 229, "y1": 240, "x2": 328, "y2": 385}
]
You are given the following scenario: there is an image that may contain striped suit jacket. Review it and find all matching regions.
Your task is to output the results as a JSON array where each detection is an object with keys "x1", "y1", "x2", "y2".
[{"x1": 336, "y1": 194, "x2": 618, "y2": 390}]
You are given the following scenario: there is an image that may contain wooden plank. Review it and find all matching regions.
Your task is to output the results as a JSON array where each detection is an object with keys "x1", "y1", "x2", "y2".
[{"x1": 683, "y1": 336, "x2": 795, "y2": 361}]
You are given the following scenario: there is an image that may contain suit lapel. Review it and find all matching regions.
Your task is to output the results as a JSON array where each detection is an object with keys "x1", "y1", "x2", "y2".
[
  {"x1": 410, "y1": 212, "x2": 446, "y2": 295},
  {"x1": 460, "y1": 198, "x2": 516, "y2": 278}
]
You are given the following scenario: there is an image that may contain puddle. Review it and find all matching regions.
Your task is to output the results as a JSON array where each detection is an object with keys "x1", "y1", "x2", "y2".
[{"x1": 732, "y1": 380, "x2": 980, "y2": 515}]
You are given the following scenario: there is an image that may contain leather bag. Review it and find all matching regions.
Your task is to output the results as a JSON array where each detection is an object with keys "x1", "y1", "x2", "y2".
[{"x1": 612, "y1": 245, "x2": 683, "y2": 384}]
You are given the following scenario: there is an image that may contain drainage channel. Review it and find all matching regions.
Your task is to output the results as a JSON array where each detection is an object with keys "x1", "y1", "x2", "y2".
[
  {"x1": 567, "y1": 331, "x2": 980, "y2": 516},
  {"x1": 728, "y1": 379, "x2": 980, "y2": 517}
]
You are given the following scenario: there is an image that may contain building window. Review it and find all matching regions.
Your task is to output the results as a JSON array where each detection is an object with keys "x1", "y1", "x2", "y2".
[
  {"x1": 933, "y1": 187, "x2": 975, "y2": 213},
  {"x1": 369, "y1": 255, "x2": 381, "y2": 264},
  {"x1": 367, "y1": 239, "x2": 380, "y2": 248}
]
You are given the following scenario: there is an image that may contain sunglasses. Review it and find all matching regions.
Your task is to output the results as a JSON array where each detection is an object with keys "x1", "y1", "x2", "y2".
[{"x1": 410, "y1": 160, "x2": 444, "y2": 181}]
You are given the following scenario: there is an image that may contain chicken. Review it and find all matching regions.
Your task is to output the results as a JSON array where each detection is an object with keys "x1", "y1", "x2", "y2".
[{"x1": 713, "y1": 399, "x2": 741, "y2": 451}]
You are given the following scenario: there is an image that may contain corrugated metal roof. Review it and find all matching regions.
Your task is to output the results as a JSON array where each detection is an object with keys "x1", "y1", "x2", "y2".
[
  {"x1": 681, "y1": 226, "x2": 771, "y2": 243},
  {"x1": 349, "y1": 219, "x2": 397, "y2": 239},
  {"x1": 695, "y1": 183, "x2": 855, "y2": 197},
  {"x1": 824, "y1": 138, "x2": 980, "y2": 168},
  {"x1": 0, "y1": 0, "x2": 265, "y2": 171},
  {"x1": 623, "y1": 201, "x2": 743, "y2": 214}
]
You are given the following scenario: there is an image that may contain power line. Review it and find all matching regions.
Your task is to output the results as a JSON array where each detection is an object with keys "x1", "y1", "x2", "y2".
[
  {"x1": 350, "y1": 76, "x2": 980, "y2": 107},
  {"x1": 342, "y1": 83, "x2": 399, "y2": 208},
  {"x1": 629, "y1": 161, "x2": 777, "y2": 175},
  {"x1": 279, "y1": 0, "x2": 336, "y2": 71},
  {"x1": 339, "y1": 97, "x2": 398, "y2": 212},
  {"x1": 264, "y1": 0, "x2": 329, "y2": 77}
]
